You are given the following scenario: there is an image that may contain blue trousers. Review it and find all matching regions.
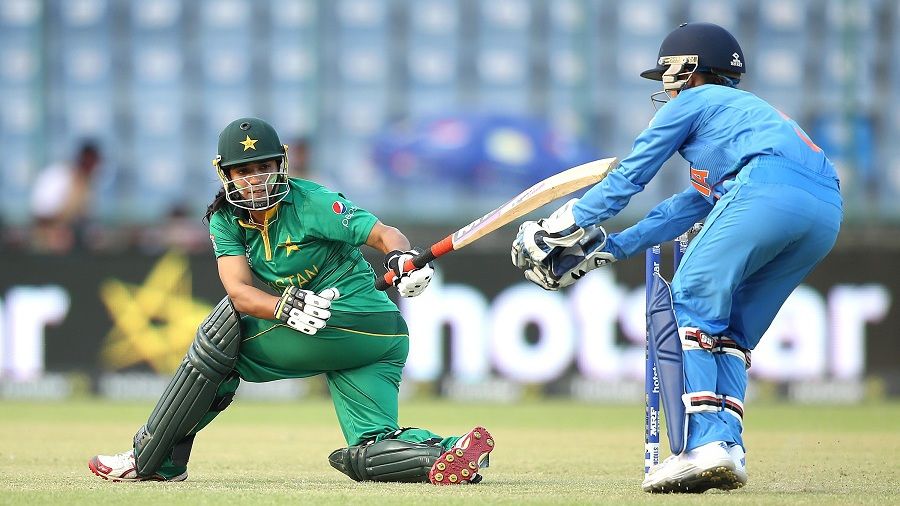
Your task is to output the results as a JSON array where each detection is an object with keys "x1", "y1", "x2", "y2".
[{"x1": 671, "y1": 157, "x2": 842, "y2": 451}]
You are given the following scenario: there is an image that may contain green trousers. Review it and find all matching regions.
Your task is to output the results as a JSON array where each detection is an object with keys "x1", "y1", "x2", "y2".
[{"x1": 155, "y1": 310, "x2": 458, "y2": 478}]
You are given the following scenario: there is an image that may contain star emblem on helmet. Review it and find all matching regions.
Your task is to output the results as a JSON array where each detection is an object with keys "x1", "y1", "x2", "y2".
[{"x1": 240, "y1": 135, "x2": 259, "y2": 151}]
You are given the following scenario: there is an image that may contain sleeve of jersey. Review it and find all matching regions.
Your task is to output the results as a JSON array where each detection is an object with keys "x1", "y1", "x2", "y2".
[
  {"x1": 208, "y1": 212, "x2": 245, "y2": 258},
  {"x1": 310, "y1": 192, "x2": 378, "y2": 246},
  {"x1": 572, "y1": 98, "x2": 700, "y2": 227},
  {"x1": 604, "y1": 186, "x2": 712, "y2": 260}
]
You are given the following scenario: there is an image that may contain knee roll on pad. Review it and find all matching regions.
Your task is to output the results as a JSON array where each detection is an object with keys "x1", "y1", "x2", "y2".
[
  {"x1": 133, "y1": 296, "x2": 242, "y2": 476},
  {"x1": 328, "y1": 439, "x2": 444, "y2": 483}
]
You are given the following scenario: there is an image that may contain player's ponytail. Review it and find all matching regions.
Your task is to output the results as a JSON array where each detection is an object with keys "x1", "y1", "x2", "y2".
[{"x1": 203, "y1": 189, "x2": 228, "y2": 224}]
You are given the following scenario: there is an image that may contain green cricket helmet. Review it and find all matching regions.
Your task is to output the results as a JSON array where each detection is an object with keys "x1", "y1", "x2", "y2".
[{"x1": 212, "y1": 117, "x2": 291, "y2": 210}]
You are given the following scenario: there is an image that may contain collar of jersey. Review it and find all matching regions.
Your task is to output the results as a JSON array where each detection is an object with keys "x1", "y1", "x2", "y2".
[
  {"x1": 236, "y1": 186, "x2": 295, "y2": 229},
  {"x1": 280, "y1": 185, "x2": 296, "y2": 206}
]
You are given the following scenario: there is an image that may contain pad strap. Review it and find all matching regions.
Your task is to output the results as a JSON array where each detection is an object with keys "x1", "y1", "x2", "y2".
[
  {"x1": 683, "y1": 392, "x2": 745, "y2": 426},
  {"x1": 721, "y1": 395, "x2": 745, "y2": 423},
  {"x1": 679, "y1": 327, "x2": 717, "y2": 351},
  {"x1": 680, "y1": 328, "x2": 751, "y2": 369},
  {"x1": 359, "y1": 427, "x2": 441, "y2": 447},
  {"x1": 682, "y1": 391, "x2": 721, "y2": 414},
  {"x1": 713, "y1": 337, "x2": 752, "y2": 369}
]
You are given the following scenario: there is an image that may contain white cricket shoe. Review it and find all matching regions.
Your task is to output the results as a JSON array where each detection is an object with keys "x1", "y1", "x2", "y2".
[
  {"x1": 88, "y1": 449, "x2": 188, "y2": 482},
  {"x1": 727, "y1": 443, "x2": 749, "y2": 486},
  {"x1": 642, "y1": 441, "x2": 745, "y2": 493}
]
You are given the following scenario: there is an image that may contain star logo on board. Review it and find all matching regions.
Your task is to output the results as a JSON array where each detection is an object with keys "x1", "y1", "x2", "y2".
[
  {"x1": 99, "y1": 251, "x2": 213, "y2": 373},
  {"x1": 240, "y1": 135, "x2": 258, "y2": 151},
  {"x1": 277, "y1": 235, "x2": 301, "y2": 256}
]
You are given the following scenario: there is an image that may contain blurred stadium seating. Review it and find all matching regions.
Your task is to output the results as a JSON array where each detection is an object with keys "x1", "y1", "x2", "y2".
[{"x1": 1, "y1": 0, "x2": 897, "y2": 233}]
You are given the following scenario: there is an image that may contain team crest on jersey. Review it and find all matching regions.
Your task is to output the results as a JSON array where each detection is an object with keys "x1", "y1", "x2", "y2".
[
  {"x1": 278, "y1": 235, "x2": 301, "y2": 256},
  {"x1": 690, "y1": 167, "x2": 711, "y2": 197},
  {"x1": 332, "y1": 201, "x2": 346, "y2": 214}
]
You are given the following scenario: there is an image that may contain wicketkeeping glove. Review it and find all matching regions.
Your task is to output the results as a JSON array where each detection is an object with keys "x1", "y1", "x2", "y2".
[
  {"x1": 511, "y1": 198, "x2": 586, "y2": 269},
  {"x1": 519, "y1": 225, "x2": 616, "y2": 291},
  {"x1": 384, "y1": 249, "x2": 434, "y2": 298},
  {"x1": 274, "y1": 286, "x2": 340, "y2": 335}
]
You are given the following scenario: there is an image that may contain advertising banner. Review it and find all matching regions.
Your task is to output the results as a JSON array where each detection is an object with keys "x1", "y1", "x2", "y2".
[{"x1": 0, "y1": 247, "x2": 895, "y2": 399}]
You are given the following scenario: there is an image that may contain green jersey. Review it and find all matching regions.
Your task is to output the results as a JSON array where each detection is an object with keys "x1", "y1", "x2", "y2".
[{"x1": 208, "y1": 178, "x2": 396, "y2": 313}]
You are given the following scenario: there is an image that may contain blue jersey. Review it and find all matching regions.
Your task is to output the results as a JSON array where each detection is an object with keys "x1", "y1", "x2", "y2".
[
  {"x1": 565, "y1": 84, "x2": 842, "y2": 458},
  {"x1": 573, "y1": 84, "x2": 839, "y2": 259}
]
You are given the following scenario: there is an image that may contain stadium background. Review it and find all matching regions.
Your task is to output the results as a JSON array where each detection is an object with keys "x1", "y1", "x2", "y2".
[{"x1": 0, "y1": 0, "x2": 897, "y2": 403}]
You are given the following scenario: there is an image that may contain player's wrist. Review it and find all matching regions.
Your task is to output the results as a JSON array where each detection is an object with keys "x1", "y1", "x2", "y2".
[
  {"x1": 602, "y1": 235, "x2": 626, "y2": 261},
  {"x1": 273, "y1": 297, "x2": 283, "y2": 320},
  {"x1": 384, "y1": 249, "x2": 422, "y2": 275},
  {"x1": 383, "y1": 250, "x2": 406, "y2": 270}
]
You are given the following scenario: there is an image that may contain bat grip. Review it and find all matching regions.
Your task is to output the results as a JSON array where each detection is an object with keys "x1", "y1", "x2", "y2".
[{"x1": 374, "y1": 237, "x2": 451, "y2": 291}]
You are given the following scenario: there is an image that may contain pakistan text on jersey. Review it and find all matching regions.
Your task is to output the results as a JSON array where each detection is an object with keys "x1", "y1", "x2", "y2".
[{"x1": 273, "y1": 264, "x2": 320, "y2": 289}]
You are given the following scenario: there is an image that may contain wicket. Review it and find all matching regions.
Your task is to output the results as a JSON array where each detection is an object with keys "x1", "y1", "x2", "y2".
[{"x1": 644, "y1": 229, "x2": 693, "y2": 476}]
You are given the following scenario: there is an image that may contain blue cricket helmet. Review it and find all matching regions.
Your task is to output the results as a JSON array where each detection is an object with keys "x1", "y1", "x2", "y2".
[{"x1": 641, "y1": 22, "x2": 746, "y2": 82}]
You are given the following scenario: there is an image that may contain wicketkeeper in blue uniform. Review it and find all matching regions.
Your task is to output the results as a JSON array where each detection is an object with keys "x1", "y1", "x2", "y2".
[{"x1": 512, "y1": 22, "x2": 842, "y2": 493}]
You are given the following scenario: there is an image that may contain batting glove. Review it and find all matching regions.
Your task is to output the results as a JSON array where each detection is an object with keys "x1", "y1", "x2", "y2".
[
  {"x1": 384, "y1": 249, "x2": 434, "y2": 298},
  {"x1": 274, "y1": 286, "x2": 340, "y2": 335}
]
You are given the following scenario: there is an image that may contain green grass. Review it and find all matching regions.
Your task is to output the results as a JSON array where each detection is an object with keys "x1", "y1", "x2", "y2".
[{"x1": 0, "y1": 399, "x2": 898, "y2": 505}]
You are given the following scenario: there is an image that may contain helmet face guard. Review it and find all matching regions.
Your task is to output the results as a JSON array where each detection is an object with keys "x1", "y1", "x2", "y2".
[
  {"x1": 213, "y1": 117, "x2": 290, "y2": 211},
  {"x1": 649, "y1": 55, "x2": 699, "y2": 107},
  {"x1": 214, "y1": 155, "x2": 290, "y2": 211}
]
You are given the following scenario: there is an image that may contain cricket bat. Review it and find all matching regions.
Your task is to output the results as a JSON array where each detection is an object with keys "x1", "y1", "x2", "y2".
[{"x1": 375, "y1": 156, "x2": 619, "y2": 291}]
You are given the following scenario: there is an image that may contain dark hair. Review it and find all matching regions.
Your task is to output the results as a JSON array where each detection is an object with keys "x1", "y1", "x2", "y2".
[
  {"x1": 76, "y1": 140, "x2": 101, "y2": 158},
  {"x1": 697, "y1": 69, "x2": 741, "y2": 88},
  {"x1": 74, "y1": 140, "x2": 102, "y2": 175},
  {"x1": 203, "y1": 188, "x2": 229, "y2": 224},
  {"x1": 204, "y1": 186, "x2": 252, "y2": 224}
]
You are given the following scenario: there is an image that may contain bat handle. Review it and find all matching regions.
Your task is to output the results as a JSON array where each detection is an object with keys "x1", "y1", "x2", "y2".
[{"x1": 374, "y1": 237, "x2": 453, "y2": 291}]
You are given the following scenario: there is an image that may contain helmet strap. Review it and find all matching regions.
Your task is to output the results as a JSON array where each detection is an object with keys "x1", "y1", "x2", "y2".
[{"x1": 281, "y1": 144, "x2": 291, "y2": 177}]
